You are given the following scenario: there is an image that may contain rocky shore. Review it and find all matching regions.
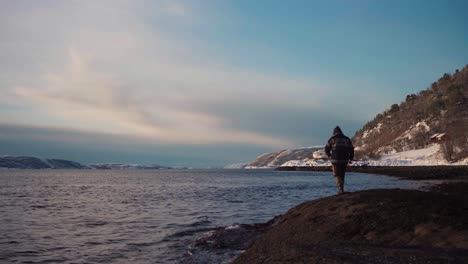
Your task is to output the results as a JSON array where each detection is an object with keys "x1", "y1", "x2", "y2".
[
  {"x1": 277, "y1": 165, "x2": 468, "y2": 180},
  {"x1": 195, "y1": 166, "x2": 468, "y2": 263},
  {"x1": 233, "y1": 187, "x2": 468, "y2": 263}
]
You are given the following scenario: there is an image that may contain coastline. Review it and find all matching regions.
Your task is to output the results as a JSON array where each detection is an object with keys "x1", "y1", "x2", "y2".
[
  {"x1": 276, "y1": 165, "x2": 468, "y2": 180},
  {"x1": 228, "y1": 166, "x2": 468, "y2": 263}
]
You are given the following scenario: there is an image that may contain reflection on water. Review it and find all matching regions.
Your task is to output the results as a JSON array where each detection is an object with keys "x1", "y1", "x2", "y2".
[{"x1": 0, "y1": 169, "x2": 424, "y2": 263}]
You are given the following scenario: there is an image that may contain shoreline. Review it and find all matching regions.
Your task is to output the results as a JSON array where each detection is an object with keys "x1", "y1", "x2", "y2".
[
  {"x1": 226, "y1": 166, "x2": 468, "y2": 263},
  {"x1": 276, "y1": 165, "x2": 468, "y2": 180}
]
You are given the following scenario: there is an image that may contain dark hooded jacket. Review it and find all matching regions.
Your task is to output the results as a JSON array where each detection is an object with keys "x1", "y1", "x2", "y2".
[{"x1": 325, "y1": 126, "x2": 354, "y2": 164}]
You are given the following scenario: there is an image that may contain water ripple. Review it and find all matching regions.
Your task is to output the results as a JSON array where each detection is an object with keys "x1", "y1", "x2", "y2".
[{"x1": 0, "y1": 169, "x2": 418, "y2": 263}]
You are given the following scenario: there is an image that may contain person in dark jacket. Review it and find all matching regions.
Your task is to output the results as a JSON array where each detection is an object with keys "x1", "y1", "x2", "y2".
[{"x1": 325, "y1": 126, "x2": 354, "y2": 194}]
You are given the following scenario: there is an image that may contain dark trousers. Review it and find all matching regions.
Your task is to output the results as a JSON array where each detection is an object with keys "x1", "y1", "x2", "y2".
[{"x1": 332, "y1": 163, "x2": 347, "y2": 193}]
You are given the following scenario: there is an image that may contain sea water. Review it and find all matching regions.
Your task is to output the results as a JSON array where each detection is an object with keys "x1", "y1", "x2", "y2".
[{"x1": 0, "y1": 169, "x2": 425, "y2": 263}]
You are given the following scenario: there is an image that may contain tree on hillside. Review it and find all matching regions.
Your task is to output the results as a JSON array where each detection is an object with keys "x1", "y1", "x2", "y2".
[{"x1": 352, "y1": 66, "x2": 468, "y2": 162}]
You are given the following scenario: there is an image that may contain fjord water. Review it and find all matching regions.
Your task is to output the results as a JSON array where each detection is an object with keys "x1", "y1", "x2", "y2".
[{"x1": 0, "y1": 169, "x2": 423, "y2": 263}]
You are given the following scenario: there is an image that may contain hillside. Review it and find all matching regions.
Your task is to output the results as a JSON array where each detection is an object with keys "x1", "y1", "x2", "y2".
[
  {"x1": 353, "y1": 65, "x2": 468, "y2": 162},
  {"x1": 0, "y1": 156, "x2": 88, "y2": 169},
  {"x1": 87, "y1": 163, "x2": 168, "y2": 170},
  {"x1": 0, "y1": 156, "x2": 170, "y2": 170},
  {"x1": 245, "y1": 146, "x2": 323, "y2": 168}
]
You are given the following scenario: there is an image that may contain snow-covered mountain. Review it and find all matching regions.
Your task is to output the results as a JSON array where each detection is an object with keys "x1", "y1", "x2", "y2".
[
  {"x1": 0, "y1": 156, "x2": 171, "y2": 170},
  {"x1": 245, "y1": 146, "x2": 324, "y2": 168},
  {"x1": 0, "y1": 156, "x2": 88, "y2": 169},
  {"x1": 223, "y1": 163, "x2": 248, "y2": 169},
  {"x1": 87, "y1": 163, "x2": 169, "y2": 170}
]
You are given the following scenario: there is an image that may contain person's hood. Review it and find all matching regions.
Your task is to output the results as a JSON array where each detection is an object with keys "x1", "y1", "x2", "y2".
[{"x1": 333, "y1": 126, "x2": 343, "y2": 135}]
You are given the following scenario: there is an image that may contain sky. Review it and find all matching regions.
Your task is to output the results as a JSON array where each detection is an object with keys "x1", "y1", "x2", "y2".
[{"x1": 1, "y1": 0, "x2": 467, "y2": 167}]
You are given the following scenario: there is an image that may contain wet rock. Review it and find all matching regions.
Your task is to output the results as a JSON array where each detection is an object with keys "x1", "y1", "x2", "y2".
[{"x1": 193, "y1": 216, "x2": 281, "y2": 252}]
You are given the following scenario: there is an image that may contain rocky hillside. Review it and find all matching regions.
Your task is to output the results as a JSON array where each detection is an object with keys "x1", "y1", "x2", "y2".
[
  {"x1": 245, "y1": 146, "x2": 323, "y2": 168},
  {"x1": 353, "y1": 65, "x2": 468, "y2": 162},
  {"x1": 0, "y1": 156, "x2": 88, "y2": 169}
]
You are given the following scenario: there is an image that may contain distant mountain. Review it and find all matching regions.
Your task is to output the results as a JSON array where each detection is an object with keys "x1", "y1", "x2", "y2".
[
  {"x1": 0, "y1": 156, "x2": 88, "y2": 169},
  {"x1": 0, "y1": 156, "x2": 171, "y2": 170},
  {"x1": 245, "y1": 146, "x2": 323, "y2": 168},
  {"x1": 352, "y1": 65, "x2": 468, "y2": 162},
  {"x1": 88, "y1": 163, "x2": 169, "y2": 170},
  {"x1": 224, "y1": 163, "x2": 248, "y2": 169}
]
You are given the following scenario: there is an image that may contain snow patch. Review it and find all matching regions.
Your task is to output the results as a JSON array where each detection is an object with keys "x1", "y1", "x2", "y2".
[
  {"x1": 281, "y1": 160, "x2": 308, "y2": 167},
  {"x1": 224, "y1": 163, "x2": 247, "y2": 169},
  {"x1": 312, "y1": 149, "x2": 327, "y2": 159},
  {"x1": 395, "y1": 120, "x2": 431, "y2": 141},
  {"x1": 354, "y1": 144, "x2": 453, "y2": 166},
  {"x1": 39, "y1": 158, "x2": 54, "y2": 168},
  {"x1": 280, "y1": 144, "x2": 464, "y2": 167},
  {"x1": 362, "y1": 122, "x2": 383, "y2": 139},
  {"x1": 416, "y1": 121, "x2": 430, "y2": 132},
  {"x1": 281, "y1": 158, "x2": 330, "y2": 167}
]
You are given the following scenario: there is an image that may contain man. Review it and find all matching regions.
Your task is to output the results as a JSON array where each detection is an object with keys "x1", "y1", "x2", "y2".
[{"x1": 325, "y1": 126, "x2": 354, "y2": 194}]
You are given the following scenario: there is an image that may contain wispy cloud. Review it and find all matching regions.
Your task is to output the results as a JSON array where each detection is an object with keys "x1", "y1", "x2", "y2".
[
  {"x1": 12, "y1": 47, "x2": 297, "y2": 147},
  {"x1": 160, "y1": 0, "x2": 189, "y2": 17},
  {"x1": 0, "y1": 0, "x2": 375, "y2": 149},
  {"x1": 0, "y1": 1, "x2": 318, "y2": 148}
]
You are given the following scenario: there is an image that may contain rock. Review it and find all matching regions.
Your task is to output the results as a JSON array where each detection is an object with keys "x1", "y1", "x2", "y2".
[{"x1": 233, "y1": 188, "x2": 468, "y2": 263}]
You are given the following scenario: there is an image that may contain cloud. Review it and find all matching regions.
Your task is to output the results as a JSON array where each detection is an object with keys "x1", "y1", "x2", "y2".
[
  {"x1": 0, "y1": 123, "x2": 274, "y2": 167},
  {"x1": 0, "y1": 1, "x2": 380, "y2": 150},
  {"x1": 160, "y1": 0, "x2": 189, "y2": 17},
  {"x1": 12, "y1": 47, "x2": 298, "y2": 147}
]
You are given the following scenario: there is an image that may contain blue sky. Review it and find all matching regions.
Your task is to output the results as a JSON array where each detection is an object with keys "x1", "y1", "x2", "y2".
[{"x1": 1, "y1": 0, "x2": 467, "y2": 167}]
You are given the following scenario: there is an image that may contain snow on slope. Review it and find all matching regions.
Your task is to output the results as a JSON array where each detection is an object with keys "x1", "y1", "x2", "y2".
[
  {"x1": 245, "y1": 146, "x2": 323, "y2": 168},
  {"x1": 369, "y1": 144, "x2": 444, "y2": 166},
  {"x1": 281, "y1": 160, "x2": 308, "y2": 167},
  {"x1": 279, "y1": 144, "x2": 467, "y2": 167},
  {"x1": 395, "y1": 121, "x2": 430, "y2": 142},
  {"x1": 0, "y1": 156, "x2": 89, "y2": 169},
  {"x1": 362, "y1": 122, "x2": 383, "y2": 139},
  {"x1": 366, "y1": 144, "x2": 466, "y2": 166},
  {"x1": 224, "y1": 163, "x2": 248, "y2": 169},
  {"x1": 281, "y1": 158, "x2": 330, "y2": 167}
]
